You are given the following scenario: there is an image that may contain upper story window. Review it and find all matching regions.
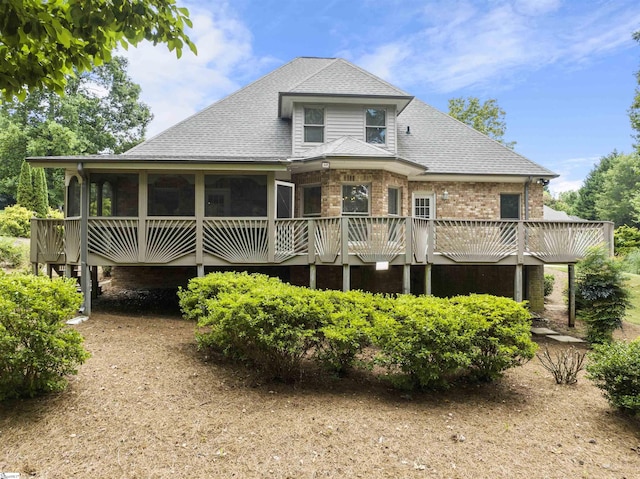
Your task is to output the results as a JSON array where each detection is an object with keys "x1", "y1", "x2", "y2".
[
  {"x1": 365, "y1": 108, "x2": 386, "y2": 144},
  {"x1": 304, "y1": 107, "x2": 324, "y2": 143}
]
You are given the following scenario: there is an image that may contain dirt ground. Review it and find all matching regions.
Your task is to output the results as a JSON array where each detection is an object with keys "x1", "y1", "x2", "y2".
[{"x1": 1, "y1": 272, "x2": 639, "y2": 478}]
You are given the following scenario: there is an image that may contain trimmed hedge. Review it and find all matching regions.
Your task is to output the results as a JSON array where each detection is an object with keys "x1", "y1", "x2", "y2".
[
  {"x1": 181, "y1": 272, "x2": 537, "y2": 388},
  {"x1": 0, "y1": 273, "x2": 89, "y2": 400},
  {"x1": 587, "y1": 340, "x2": 640, "y2": 415}
]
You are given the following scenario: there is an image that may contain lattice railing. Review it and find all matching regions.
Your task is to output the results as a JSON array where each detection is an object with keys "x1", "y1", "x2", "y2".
[
  {"x1": 347, "y1": 217, "x2": 405, "y2": 263},
  {"x1": 434, "y1": 220, "x2": 518, "y2": 262},
  {"x1": 275, "y1": 219, "x2": 308, "y2": 263},
  {"x1": 314, "y1": 218, "x2": 341, "y2": 262},
  {"x1": 145, "y1": 219, "x2": 196, "y2": 263},
  {"x1": 525, "y1": 222, "x2": 606, "y2": 263},
  {"x1": 88, "y1": 218, "x2": 139, "y2": 263},
  {"x1": 204, "y1": 219, "x2": 269, "y2": 263}
]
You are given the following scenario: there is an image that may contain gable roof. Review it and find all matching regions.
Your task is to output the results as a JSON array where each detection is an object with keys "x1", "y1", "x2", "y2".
[
  {"x1": 293, "y1": 136, "x2": 397, "y2": 160},
  {"x1": 118, "y1": 56, "x2": 556, "y2": 179}
]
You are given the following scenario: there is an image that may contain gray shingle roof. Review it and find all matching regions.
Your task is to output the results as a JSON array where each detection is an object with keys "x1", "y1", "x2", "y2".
[
  {"x1": 125, "y1": 56, "x2": 556, "y2": 178},
  {"x1": 293, "y1": 136, "x2": 396, "y2": 160}
]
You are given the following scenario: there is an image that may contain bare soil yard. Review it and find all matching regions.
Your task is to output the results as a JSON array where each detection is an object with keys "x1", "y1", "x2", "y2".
[{"x1": 1, "y1": 273, "x2": 639, "y2": 478}]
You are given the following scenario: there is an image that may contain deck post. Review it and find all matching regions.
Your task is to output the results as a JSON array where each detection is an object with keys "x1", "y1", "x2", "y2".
[
  {"x1": 514, "y1": 264, "x2": 523, "y2": 302},
  {"x1": 309, "y1": 264, "x2": 316, "y2": 289},
  {"x1": 342, "y1": 264, "x2": 350, "y2": 291},
  {"x1": 425, "y1": 264, "x2": 432, "y2": 295},
  {"x1": 197, "y1": 264, "x2": 205, "y2": 277},
  {"x1": 79, "y1": 169, "x2": 91, "y2": 315},
  {"x1": 568, "y1": 264, "x2": 576, "y2": 327},
  {"x1": 402, "y1": 264, "x2": 410, "y2": 294}
]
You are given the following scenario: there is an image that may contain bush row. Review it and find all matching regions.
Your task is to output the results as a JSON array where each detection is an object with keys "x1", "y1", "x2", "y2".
[
  {"x1": 179, "y1": 272, "x2": 537, "y2": 389},
  {"x1": 0, "y1": 272, "x2": 89, "y2": 400}
]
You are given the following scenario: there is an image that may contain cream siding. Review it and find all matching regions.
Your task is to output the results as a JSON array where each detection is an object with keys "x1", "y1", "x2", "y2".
[{"x1": 292, "y1": 104, "x2": 397, "y2": 156}]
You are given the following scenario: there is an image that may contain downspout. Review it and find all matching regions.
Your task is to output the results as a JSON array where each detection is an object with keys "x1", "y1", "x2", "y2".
[{"x1": 77, "y1": 162, "x2": 91, "y2": 315}]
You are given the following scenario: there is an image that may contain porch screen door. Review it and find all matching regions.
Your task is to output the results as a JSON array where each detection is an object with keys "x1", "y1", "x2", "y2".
[
  {"x1": 275, "y1": 181, "x2": 295, "y2": 218},
  {"x1": 412, "y1": 193, "x2": 434, "y2": 218}
]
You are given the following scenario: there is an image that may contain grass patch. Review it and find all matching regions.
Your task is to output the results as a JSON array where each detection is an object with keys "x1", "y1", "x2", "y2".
[{"x1": 623, "y1": 272, "x2": 640, "y2": 325}]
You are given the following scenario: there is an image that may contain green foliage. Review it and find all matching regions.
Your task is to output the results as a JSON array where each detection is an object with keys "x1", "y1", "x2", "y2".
[
  {"x1": 16, "y1": 161, "x2": 34, "y2": 210},
  {"x1": 576, "y1": 246, "x2": 631, "y2": 343},
  {"x1": 0, "y1": 237, "x2": 27, "y2": 268},
  {"x1": 196, "y1": 282, "x2": 329, "y2": 381},
  {"x1": 178, "y1": 271, "x2": 283, "y2": 322},
  {"x1": 587, "y1": 339, "x2": 640, "y2": 414},
  {"x1": 615, "y1": 225, "x2": 640, "y2": 256},
  {"x1": 186, "y1": 273, "x2": 536, "y2": 389},
  {"x1": 0, "y1": 56, "x2": 153, "y2": 206},
  {"x1": 630, "y1": 30, "x2": 640, "y2": 152},
  {"x1": 622, "y1": 249, "x2": 640, "y2": 275},
  {"x1": 0, "y1": 204, "x2": 32, "y2": 238},
  {"x1": 595, "y1": 153, "x2": 640, "y2": 227},
  {"x1": 448, "y1": 97, "x2": 516, "y2": 149},
  {"x1": 0, "y1": 273, "x2": 89, "y2": 400},
  {"x1": 544, "y1": 189, "x2": 579, "y2": 215},
  {"x1": 572, "y1": 151, "x2": 618, "y2": 221},
  {"x1": 544, "y1": 273, "x2": 556, "y2": 297},
  {"x1": 0, "y1": 0, "x2": 196, "y2": 99}
]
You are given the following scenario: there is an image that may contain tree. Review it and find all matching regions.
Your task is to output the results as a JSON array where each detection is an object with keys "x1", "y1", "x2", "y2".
[
  {"x1": 630, "y1": 30, "x2": 640, "y2": 150},
  {"x1": 0, "y1": 0, "x2": 196, "y2": 100},
  {"x1": 595, "y1": 152, "x2": 640, "y2": 227},
  {"x1": 16, "y1": 160, "x2": 33, "y2": 210},
  {"x1": 0, "y1": 56, "x2": 151, "y2": 207},
  {"x1": 16, "y1": 160, "x2": 48, "y2": 217},
  {"x1": 448, "y1": 97, "x2": 516, "y2": 149},
  {"x1": 543, "y1": 188, "x2": 578, "y2": 214},
  {"x1": 572, "y1": 151, "x2": 619, "y2": 221}
]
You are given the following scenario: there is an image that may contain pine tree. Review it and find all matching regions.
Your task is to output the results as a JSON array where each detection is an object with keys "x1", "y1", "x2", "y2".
[
  {"x1": 33, "y1": 167, "x2": 49, "y2": 217},
  {"x1": 16, "y1": 161, "x2": 34, "y2": 211}
]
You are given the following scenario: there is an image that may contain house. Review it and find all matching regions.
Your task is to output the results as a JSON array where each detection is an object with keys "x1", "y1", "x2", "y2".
[{"x1": 28, "y1": 57, "x2": 613, "y2": 315}]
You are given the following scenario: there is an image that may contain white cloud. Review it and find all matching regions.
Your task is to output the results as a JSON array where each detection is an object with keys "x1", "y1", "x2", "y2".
[
  {"x1": 122, "y1": 1, "x2": 274, "y2": 138},
  {"x1": 547, "y1": 155, "x2": 601, "y2": 195},
  {"x1": 351, "y1": 0, "x2": 640, "y2": 93}
]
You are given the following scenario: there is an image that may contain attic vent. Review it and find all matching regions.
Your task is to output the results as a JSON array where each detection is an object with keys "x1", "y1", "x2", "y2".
[{"x1": 344, "y1": 175, "x2": 355, "y2": 182}]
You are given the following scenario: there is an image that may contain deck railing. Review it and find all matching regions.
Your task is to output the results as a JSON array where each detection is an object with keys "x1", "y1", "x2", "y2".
[{"x1": 31, "y1": 216, "x2": 614, "y2": 267}]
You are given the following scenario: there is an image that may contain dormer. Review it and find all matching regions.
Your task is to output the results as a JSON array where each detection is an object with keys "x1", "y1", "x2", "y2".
[{"x1": 278, "y1": 59, "x2": 413, "y2": 157}]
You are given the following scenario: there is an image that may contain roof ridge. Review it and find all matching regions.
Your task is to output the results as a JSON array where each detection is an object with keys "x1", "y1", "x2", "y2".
[
  {"x1": 285, "y1": 58, "x2": 340, "y2": 93},
  {"x1": 335, "y1": 58, "x2": 410, "y2": 96}
]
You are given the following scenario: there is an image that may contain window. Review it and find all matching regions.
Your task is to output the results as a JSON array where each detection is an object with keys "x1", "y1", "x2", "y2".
[
  {"x1": 500, "y1": 194, "x2": 520, "y2": 220},
  {"x1": 205, "y1": 175, "x2": 267, "y2": 217},
  {"x1": 413, "y1": 193, "x2": 433, "y2": 219},
  {"x1": 90, "y1": 173, "x2": 138, "y2": 217},
  {"x1": 148, "y1": 174, "x2": 195, "y2": 216},
  {"x1": 388, "y1": 187, "x2": 401, "y2": 215},
  {"x1": 304, "y1": 107, "x2": 324, "y2": 143},
  {"x1": 67, "y1": 176, "x2": 81, "y2": 217},
  {"x1": 342, "y1": 184, "x2": 369, "y2": 215},
  {"x1": 365, "y1": 108, "x2": 386, "y2": 144},
  {"x1": 302, "y1": 185, "x2": 321, "y2": 217}
]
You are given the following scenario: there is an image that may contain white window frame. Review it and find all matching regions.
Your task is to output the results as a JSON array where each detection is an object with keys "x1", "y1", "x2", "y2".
[
  {"x1": 275, "y1": 180, "x2": 295, "y2": 219},
  {"x1": 412, "y1": 192, "x2": 435, "y2": 219},
  {"x1": 365, "y1": 107, "x2": 387, "y2": 145},
  {"x1": 342, "y1": 183, "x2": 371, "y2": 216},
  {"x1": 303, "y1": 106, "x2": 324, "y2": 143}
]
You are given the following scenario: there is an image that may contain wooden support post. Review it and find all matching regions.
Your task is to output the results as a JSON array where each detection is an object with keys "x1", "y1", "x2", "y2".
[
  {"x1": 91, "y1": 266, "x2": 99, "y2": 299},
  {"x1": 402, "y1": 264, "x2": 410, "y2": 294},
  {"x1": 568, "y1": 264, "x2": 576, "y2": 328},
  {"x1": 342, "y1": 264, "x2": 350, "y2": 292},
  {"x1": 197, "y1": 264, "x2": 205, "y2": 277},
  {"x1": 425, "y1": 264, "x2": 432, "y2": 295},
  {"x1": 80, "y1": 171, "x2": 91, "y2": 315},
  {"x1": 309, "y1": 264, "x2": 316, "y2": 290},
  {"x1": 514, "y1": 264, "x2": 523, "y2": 302}
]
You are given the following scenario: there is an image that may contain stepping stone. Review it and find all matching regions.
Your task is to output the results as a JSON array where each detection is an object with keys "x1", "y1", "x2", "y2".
[
  {"x1": 66, "y1": 316, "x2": 89, "y2": 325},
  {"x1": 531, "y1": 327, "x2": 558, "y2": 335},
  {"x1": 546, "y1": 334, "x2": 585, "y2": 343}
]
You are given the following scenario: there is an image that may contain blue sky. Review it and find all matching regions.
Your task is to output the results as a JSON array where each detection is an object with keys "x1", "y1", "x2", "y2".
[{"x1": 122, "y1": 0, "x2": 640, "y2": 195}]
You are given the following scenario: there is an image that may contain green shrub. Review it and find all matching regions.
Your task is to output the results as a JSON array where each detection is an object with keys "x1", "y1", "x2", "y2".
[
  {"x1": 371, "y1": 295, "x2": 478, "y2": 389},
  {"x1": 0, "y1": 205, "x2": 33, "y2": 238},
  {"x1": 449, "y1": 295, "x2": 537, "y2": 381},
  {"x1": 0, "y1": 273, "x2": 89, "y2": 400},
  {"x1": 178, "y1": 271, "x2": 283, "y2": 321},
  {"x1": 614, "y1": 225, "x2": 640, "y2": 256},
  {"x1": 0, "y1": 237, "x2": 27, "y2": 268},
  {"x1": 587, "y1": 340, "x2": 640, "y2": 415},
  {"x1": 315, "y1": 290, "x2": 380, "y2": 375},
  {"x1": 576, "y1": 246, "x2": 630, "y2": 344},
  {"x1": 543, "y1": 273, "x2": 555, "y2": 297},
  {"x1": 622, "y1": 248, "x2": 640, "y2": 275},
  {"x1": 196, "y1": 281, "x2": 329, "y2": 381}
]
